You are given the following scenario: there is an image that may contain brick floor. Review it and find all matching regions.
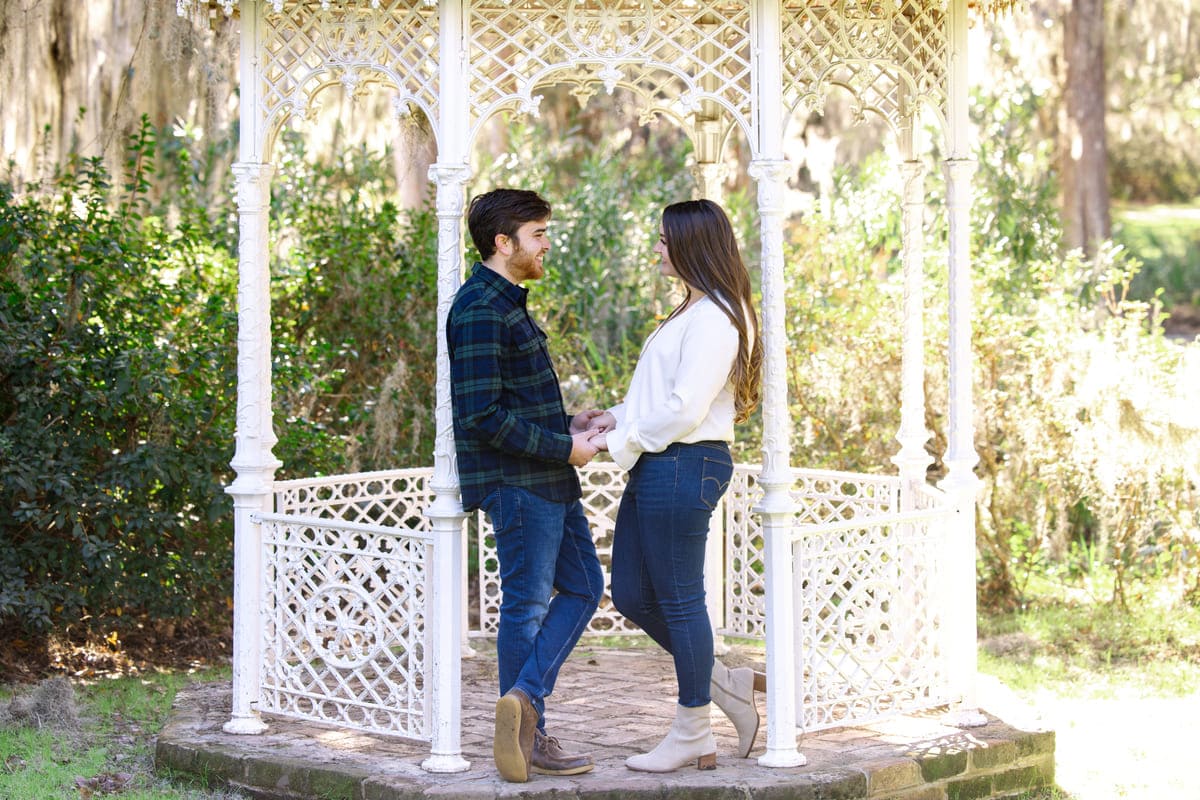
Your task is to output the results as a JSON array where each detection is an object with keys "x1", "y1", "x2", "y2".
[{"x1": 155, "y1": 643, "x2": 1055, "y2": 799}]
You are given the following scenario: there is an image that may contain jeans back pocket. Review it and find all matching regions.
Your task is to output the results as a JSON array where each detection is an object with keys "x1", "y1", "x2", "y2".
[{"x1": 698, "y1": 454, "x2": 733, "y2": 511}]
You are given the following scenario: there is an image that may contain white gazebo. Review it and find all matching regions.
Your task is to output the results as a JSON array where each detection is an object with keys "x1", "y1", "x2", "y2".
[{"x1": 176, "y1": 0, "x2": 1003, "y2": 774}]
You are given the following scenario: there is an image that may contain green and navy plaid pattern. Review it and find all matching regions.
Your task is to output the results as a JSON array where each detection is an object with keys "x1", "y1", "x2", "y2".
[{"x1": 447, "y1": 263, "x2": 580, "y2": 511}]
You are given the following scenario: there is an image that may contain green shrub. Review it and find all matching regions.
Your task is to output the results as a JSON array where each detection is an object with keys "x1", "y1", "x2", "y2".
[
  {"x1": 774, "y1": 90, "x2": 1200, "y2": 613},
  {"x1": 269, "y1": 133, "x2": 440, "y2": 475},
  {"x1": 781, "y1": 151, "x2": 906, "y2": 472},
  {"x1": 0, "y1": 119, "x2": 452, "y2": 638},
  {"x1": 0, "y1": 118, "x2": 238, "y2": 634},
  {"x1": 964, "y1": 85, "x2": 1200, "y2": 611}
]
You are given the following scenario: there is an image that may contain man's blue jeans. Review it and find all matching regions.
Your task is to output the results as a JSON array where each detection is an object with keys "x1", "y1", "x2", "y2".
[
  {"x1": 610, "y1": 441, "x2": 734, "y2": 708},
  {"x1": 481, "y1": 486, "x2": 603, "y2": 731}
]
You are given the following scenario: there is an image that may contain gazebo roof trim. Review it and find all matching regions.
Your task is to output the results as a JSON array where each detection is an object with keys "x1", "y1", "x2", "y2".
[{"x1": 175, "y1": 0, "x2": 1023, "y2": 21}]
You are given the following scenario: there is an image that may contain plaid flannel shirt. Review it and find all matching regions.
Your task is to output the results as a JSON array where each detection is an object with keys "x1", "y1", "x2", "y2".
[{"x1": 447, "y1": 262, "x2": 581, "y2": 511}]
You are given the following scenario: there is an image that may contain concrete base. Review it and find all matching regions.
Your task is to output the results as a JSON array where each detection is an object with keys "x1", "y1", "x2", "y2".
[{"x1": 155, "y1": 645, "x2": 1055, "y2": 799}]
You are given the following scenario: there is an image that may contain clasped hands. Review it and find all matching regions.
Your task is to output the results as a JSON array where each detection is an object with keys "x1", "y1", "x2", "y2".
[{"x1": 567, "y1": 409, "x2": 617, "y2": 466}]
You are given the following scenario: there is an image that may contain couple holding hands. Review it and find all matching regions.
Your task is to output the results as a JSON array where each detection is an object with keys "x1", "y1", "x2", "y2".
[{"x1": 447, "y1": 188, "x2": 764, "y2": 783}]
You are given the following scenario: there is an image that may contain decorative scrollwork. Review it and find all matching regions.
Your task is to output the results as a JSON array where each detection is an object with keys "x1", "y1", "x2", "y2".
[
  {"x1": 304, "y1": 584, "x2": 384, "y2": 669},
  {"x1": 567, "y1": 0, "x2": 653, "y2": 57}
]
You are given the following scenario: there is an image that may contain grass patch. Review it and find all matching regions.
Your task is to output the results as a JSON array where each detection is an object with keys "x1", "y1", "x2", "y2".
[
  {"x1": 1113, "y1": 203, "x2": 1200, "y2": 320},
  {"x1": 979, "y1": 573, "x2": 1200, "y2": 698},
  {"x1": 0, "y1": 668, "x2": 242, "y2": 800},
  {"x1": 1006, "y1": 789, "x2": 1076, "y2": 800},
  {"x1": 979, "y1": 573, "x2": 1200, "y2": 799}
]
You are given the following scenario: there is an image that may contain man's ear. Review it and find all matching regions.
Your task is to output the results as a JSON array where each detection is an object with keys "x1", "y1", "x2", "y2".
[{"x1": 494, "y1": 233, "x2": 512, "y2": 257}]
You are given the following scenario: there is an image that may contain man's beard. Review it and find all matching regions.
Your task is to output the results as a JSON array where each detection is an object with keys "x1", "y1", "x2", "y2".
[{"x1": 508, "y1": 238, "x2": 544, "y2": 282}]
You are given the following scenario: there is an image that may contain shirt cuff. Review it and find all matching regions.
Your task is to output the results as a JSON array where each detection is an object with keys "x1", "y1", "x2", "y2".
[
  {"x1": 607, "y1": 424, "x2": 639, "y2": 471},
  {"x1": 545, "y1": 430, "x2": 575, "y2": 464}
]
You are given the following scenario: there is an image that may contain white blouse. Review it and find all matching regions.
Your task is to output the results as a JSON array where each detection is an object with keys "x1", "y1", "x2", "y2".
[{"x1": 606, "y1": 295, "x2": 742, "y2": 471}]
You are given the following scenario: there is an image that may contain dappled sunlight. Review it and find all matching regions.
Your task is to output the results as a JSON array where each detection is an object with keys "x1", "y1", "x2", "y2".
[{"x1": 1029, "y1": 693, "x2": 1200, "y2": 799}]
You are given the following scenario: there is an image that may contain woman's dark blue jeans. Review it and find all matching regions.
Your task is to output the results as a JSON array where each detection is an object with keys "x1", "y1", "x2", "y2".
[{"x1": 610, "y1": 441, "x2": 734, "y2": 708}]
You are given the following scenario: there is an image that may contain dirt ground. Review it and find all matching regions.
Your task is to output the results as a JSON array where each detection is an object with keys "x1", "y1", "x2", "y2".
[{"x1": 0, "y1": 623, "x2": 231, "y2": 684}]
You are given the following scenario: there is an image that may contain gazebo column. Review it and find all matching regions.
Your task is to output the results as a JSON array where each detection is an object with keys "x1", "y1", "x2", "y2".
[
  {"x1": 752, "y1": 0, "x2": 805, "y2": 770},
  {"x1": 891, "y1": 152, "x2": 933, "y2": 508},
  {"x1": 224, "y1": 0, "x2": 276, "y2": 736},
  {"x1": 751, "y1": 157, "x2": 805, "y2": 769},
  {"x1": 691, "y1": 90, "x2": 729, "y2": 654},
  {"x1": 691, "y1": 155, "x2": 728, "y2": 206},
  {"x1": 224, "y1": 162, "x2": 278, "y2": 736},
  {"x1": 422, "y1": 162, "x2": 472, "y2": 773},
  {"x1": 421, "y1": 0, "x2": 471, "y2": 775},
  {"x1": 941, "y1": 0, "x2": 986, "y2": 727}
]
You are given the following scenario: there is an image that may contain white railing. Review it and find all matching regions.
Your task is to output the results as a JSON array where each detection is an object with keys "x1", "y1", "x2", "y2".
[
  {"x1": 255, "y1": 511, "x2": 432, "y2": 739},
  {"x1": 255, "y1": 462, "x2": 953, "y2": 742},
  {"x1": 721, "y1": 466, "x2": 903, "y2": 641},
  {"x1": 792, "y1": 482, "x2": 954, "y2": 731}
]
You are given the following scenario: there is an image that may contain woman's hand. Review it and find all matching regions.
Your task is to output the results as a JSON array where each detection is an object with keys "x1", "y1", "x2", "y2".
[
  {"x1": 570, "y1": 409, "x2": 606, "y2": 435},
  {"x1": 586, "y1": 411, "x2": 616, "y2": 434}
]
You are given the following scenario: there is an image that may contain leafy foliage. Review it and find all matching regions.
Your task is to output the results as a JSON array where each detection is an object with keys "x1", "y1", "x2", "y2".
[
  {"x1": 0, "y1": 118, "x2": 237, "y2": 634},
  {"x1": 781, "y1": 151, "x2": 907, "y2": 472},
  {"x1": 269, "y1": 133, "x2": 440, "y2": 475},
  {"x1": 964, "y1": 93, "x2": 1200, "y2": 612},
  {"x1": 775, "y1": 91, "x2": 1199, "y2": 613},
  {"x1": 1105, "y1": 0, "x2": 1200, "y2": 203},
  {"x1": 3, "y1": 76, "x2": 1197, "y2": 647}
]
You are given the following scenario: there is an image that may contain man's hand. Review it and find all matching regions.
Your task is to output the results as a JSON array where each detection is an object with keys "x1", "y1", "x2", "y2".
[
  {"x1": 569, "y1": 409, "x2": 606, "y2": 435},
  {"x1": 590, "y1": 431, "x2": 608, "y2": 452},
  {"x1": 568, "y1": 430, "x2": 600, "y2": 466}
]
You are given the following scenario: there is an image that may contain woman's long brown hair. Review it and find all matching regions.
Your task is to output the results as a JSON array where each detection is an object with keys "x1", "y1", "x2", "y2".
[{"x1": 660, "y1": 199, "x2": 763, "y2": 422}]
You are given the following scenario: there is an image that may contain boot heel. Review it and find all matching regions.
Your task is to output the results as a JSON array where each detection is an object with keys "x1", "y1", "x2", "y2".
[
  {"x1": 696, "y1": 752, "x2": 717, "y2": 770},
  {"x1": 753, "y1": 671, "x2": 767, "y2": 692}
]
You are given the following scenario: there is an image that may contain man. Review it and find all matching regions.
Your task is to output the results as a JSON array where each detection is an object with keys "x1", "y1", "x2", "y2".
[{"x1": 447, "y1": 188, "x2": 604, "y2": 782}]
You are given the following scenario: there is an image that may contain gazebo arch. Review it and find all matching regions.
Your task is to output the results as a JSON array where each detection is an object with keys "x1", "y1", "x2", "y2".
[{"x1": 176, "y1": 0, "x2": 1002, "y2": 775}]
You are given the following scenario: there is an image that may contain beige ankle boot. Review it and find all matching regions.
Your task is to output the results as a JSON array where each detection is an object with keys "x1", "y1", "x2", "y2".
[
  {"x1": 625, "y1": 703, "x2": 717, "y2": 773},
  {"x1": 710, "y1": 661, "x2": 761, "y2": 758}
]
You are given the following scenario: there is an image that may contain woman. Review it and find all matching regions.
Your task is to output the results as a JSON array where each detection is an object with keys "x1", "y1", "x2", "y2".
[{"x1": 590, "y1": 199, "x2": 764, "y2": 772}]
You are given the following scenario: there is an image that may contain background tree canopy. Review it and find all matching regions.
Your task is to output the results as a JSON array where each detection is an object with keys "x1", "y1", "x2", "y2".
[{"x1": 1, "y1": 1, "x2": 1198, "y2": 664}]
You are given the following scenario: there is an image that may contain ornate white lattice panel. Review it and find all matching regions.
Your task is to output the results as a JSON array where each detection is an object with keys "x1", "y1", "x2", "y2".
[
  {"x1": 793, "y1": 483, "x2": 953, "y2": 732},
  {"x1": 256, "y1": 1, "x2": 441, "y2": 148},
  {"x1": 179, "y1": 0, "x2": 958, "y2": 158},
  {"x1": 722, "y1": 465, "x2": 765, "y2": 639},
  {"x1": 467, "y1": 0, "x2": 753, "y2": 148},
  {"x1": 723, "y1": 466, "x2": 902, "y2": 640},
  {"x1": 257, "y1": 512, "x2": 432, "y2": 740},
  {"x1": 792, "y1": 469, "x2": 899, "y2": 524},
  {"x1": 267, "y1": 463, "x2": 952, "y2": 737},
  {"x1": 472, "y1": 461, "x2": 640, "y2": 637},
  {"x1": 781, "y1": 0, "x2": 948, "y2": 132},
  {"x1": 275, "y1": 468, "x2": 434, "y2": 530}
]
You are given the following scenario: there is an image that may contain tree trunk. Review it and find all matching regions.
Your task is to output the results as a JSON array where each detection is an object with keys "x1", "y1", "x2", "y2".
[
  {"x1": 0, "y1": 0, "x2": 238, "y2": 189},
  {"x1": 1062, "y1": 0, "x2": 1111, "y2": 256},
  {"x1": 0, "y1": 1, "x2": 441, "y2": 207}
]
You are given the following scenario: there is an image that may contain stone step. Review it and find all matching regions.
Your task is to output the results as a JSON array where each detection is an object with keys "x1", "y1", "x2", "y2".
[{"x1": 155, "y1": 645, "x2": 1054, "y2": 800}]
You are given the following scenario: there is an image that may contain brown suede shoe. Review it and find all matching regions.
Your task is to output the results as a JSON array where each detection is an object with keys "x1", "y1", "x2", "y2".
[
  {"x1": 494, "y1": 688, "x2": 536, "y2": 782},
  {"x1": 530, "y1": 730, "x2": 595, "y2": 776}
]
